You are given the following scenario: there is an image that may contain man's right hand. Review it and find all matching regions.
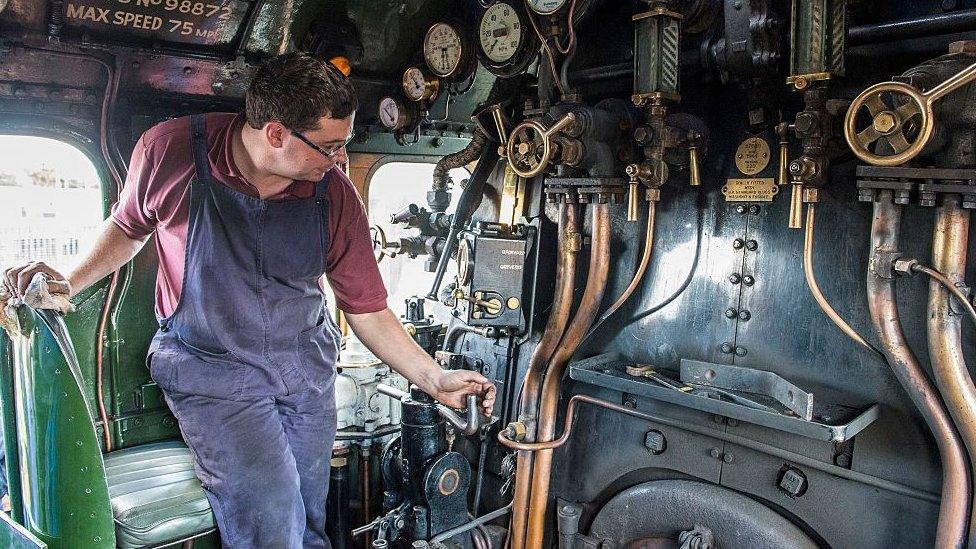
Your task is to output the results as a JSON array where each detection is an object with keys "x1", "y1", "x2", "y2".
[{"x1": 2, "y1": 262, "x2": 71, "y2": 300}]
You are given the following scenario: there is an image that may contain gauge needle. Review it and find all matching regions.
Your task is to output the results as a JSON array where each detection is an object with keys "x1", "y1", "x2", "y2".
[{"x1": 489, "y1": 39, "x2": 498, "y2": 52}]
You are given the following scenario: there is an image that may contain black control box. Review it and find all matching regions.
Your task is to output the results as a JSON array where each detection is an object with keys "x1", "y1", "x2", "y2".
[{"x1": 453, "y1": 222, "x2": 535, "y2": 329}]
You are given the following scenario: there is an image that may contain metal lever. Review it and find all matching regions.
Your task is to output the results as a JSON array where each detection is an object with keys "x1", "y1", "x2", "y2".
[
  {"x1": 452, "y1": 289, "x2": 503, "y2": 315},
  {"x1": 687, "y1": 131, "x2": 701, "y2": 187},
  {"x1": 775, "y1": 122, "x2": 790, "y2": 186},
  {"x1": 377, "y1": 384, "x2": 480, "y2": 435}
]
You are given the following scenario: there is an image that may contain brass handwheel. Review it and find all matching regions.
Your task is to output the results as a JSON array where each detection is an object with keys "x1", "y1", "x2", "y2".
[
  {"x1": 370, "y1": 225, "x2": 390, "y2": 263},
  {"x1": 505, "y1": 112, "x2": 576, "y2": 178},
  {"x1": 845, "y1": 61, "x2": 976, "y2": 166}
]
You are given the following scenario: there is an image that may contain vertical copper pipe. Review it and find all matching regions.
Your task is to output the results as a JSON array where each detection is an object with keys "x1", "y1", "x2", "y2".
[
  {"x1": 510, "y1": 202, "x2": 579, "y2": 549},
  {"x1": 867, "y1": 192, "x2": 970, "y2": 549},
  {"x1": 927, "y1": 195, "x2": 976, "y2": 544},
  {"x1": 601, "y1": 200, "x2": 656, "y2": 323},
  {"x1": 804, "y1": 203, "x2": 881, "y2": 355},
  {"x1": 526, "y1": 203, "x2": 612, "y2": 549}
]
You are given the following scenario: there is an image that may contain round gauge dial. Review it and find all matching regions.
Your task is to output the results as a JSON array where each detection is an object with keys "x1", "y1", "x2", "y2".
[
  {"x1": 378, "y1": 96, "x2": 408, "y2": 130},
  {"x1": 402, "y1": 67, "x2": 439, "y2": 102},
  {"x1": 526, "y1": 0, "x2": 567, "y2": 15},
  {"x1": 479, "y1": 2, "x2": 524, "y2": 64},
  {"x1": 424, "y1": 22, "x2": 465, "y2": 77}
]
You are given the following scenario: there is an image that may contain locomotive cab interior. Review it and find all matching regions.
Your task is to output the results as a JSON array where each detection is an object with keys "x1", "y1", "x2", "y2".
[{"x1": 2, "y1": 0, "x2": 976, "y2": 548}]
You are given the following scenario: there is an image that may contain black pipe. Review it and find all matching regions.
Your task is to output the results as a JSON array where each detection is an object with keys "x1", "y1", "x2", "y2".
[
  {"x1": 848, "y1": 9, "x2": 976, "y2": 45},
  {"x1": 326, "y1": 453, "x2": 354, "y2": 549},
  {"x1": 425, "y1": 145, "x2": 501, "y2": 301}
]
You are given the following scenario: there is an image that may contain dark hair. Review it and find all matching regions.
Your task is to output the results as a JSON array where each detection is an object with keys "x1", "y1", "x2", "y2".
[{"x1": 245, "y1": 52, "x2": 358, "y2": 131}]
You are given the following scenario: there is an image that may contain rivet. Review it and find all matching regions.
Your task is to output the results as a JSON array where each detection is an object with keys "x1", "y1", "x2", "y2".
[
  {"x1": 738, "y1": 310, "x2": 751, "y2": 321},
  {"x1": 732, "y1": 238, "x2": 744, "y2": 249},
  {"x1": 742, "y1": 275, "x2": 755, "y2": 286},
  {"x1": 723, "y1": 452, "x2": 735, "y2": 463},
  {"x1": 709, "y1": 448, "x2": 721, "y2": 459},
  {"x1": 745, "y1": 240, "x2": 758, "y2": 251},
  {"x1": 725, "y1": 308, "x2": 737, "y2": 319},
  {"x1": 729, "y1": 273, "x2": 742, "y2": 284},
  {"x1": 734, "y1": 346, "x2": 748, "y2": 357}
]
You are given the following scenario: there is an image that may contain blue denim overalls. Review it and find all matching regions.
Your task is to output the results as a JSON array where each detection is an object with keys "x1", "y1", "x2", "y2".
[{"x1": 148, "y1": 115, "x2": 342, "y2": 547}]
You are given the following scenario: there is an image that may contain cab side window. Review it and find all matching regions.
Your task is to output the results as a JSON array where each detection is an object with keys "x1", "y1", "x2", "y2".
[
  {"x1": 367, "y1": 161, "x2": 468, "y2": 324},
  {"x1": 0, "y1": 136, "x2": 103, "y2": 273}
]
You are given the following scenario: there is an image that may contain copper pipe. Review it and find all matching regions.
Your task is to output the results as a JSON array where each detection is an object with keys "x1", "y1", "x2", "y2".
[
  {"x1": 509, "y1": 202, "x2": 579, "y2": 549},
  {"x1": 926, "y1": 196, "x2": 976, "y2": 545},
  {"x1": 598, "y1": 200, "x2": 656, "y2": 326},
  {"x1": 803, "y1": 203, "x2": 882, "y2": 356},
  {"x1": 918, "y1": 264, "x2": 976, "y2": 327},
  {"x1": 525, "y1": 203, "x2": 612, "y2": 549},
  {"x1": 867, "y1": 192, "x2": 970, "y2": 549}
]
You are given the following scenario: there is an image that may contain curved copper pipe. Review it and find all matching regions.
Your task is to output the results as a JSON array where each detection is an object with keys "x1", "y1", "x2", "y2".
[
  {"x1": 804, "y1": 203, "x2": 882, "y2": 356},
  {"x1": 867, "y1": 192, "x2": 970, "y2": 549},
  {"x1": 526, "y1": 203, "x2": 612, "y2": 549},
  {"x1": 509, "y1": 202, "x2": 579, "y2": 549},
  {"x1": 926, "y1": 196, "x2": 976, "y2": 544},
  {"x1": 596, "y1": 200, "x2": 656, "y2": 327},
  {"x1": 918, "y1": 264, "x2": 976, "y2": 327}
]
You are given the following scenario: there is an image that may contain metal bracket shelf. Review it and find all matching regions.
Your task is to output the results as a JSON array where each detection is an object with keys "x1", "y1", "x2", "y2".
[{"x1": 569, "y1": 353, "x2": 880, "y2": 442}]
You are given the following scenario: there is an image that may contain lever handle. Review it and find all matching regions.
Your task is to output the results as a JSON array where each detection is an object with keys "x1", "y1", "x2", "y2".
[
  {"x1": 789, "y1": 182, "x2": 804, "y2": 229},
  {"x1": 688, "y1": 143, "x2": 701, "y2": 186},
  {"x1": 377, "y1": 384, "x2": 481, "y2": 435}
]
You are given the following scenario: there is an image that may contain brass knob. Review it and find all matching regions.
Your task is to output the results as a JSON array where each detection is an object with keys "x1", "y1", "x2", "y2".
[{"x1": 688, "y1": 144, "x2": 701, "y2": 186}]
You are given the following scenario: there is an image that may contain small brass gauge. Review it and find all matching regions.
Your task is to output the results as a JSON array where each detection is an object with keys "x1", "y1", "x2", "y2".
[
  {"x1": 423, "y1": 22, "x2": 467, "y2": 77},
  {"x1": 526, "y1": 0, "x2": 567, "y2": 15},
  {"x1": 457, "y1": 238, "x2": 473, "y2": 286},
  {"x1": 378, "y1": 96, "x2": 412, "y2": 131},
  {"x1": 402, "y1": 67, "x2": 440, "y2": 103}
]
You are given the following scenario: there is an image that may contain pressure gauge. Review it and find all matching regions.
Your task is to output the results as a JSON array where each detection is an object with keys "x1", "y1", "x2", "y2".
[
  {"x1": 402, "y1": 67, "x2": 440, "y2": 102},
  {"x1": 477, "y1": 1, "x2": 538, "y2": 77},
  {"x1": 378, "y1": 96, "x2": 413, "y2": 131},
  {"x1": 423, "y1": 22, "x2": 466, "y2": 77},
  {"x1": 479, "y1": 2, "x2": 523, "y2": 64},
  {"x1": 526, "y1": 0, "x2": 567, "y2": 15}
]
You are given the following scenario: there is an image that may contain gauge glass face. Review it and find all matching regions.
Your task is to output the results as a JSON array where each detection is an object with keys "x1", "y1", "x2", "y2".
[
  {"x1": 379, "y1": 97, "x2": 401, "y2": 129},
  {"x1": 424, "y1": 23, "x2": 464, "y2": 77},
  {"x1": 479, "y1": 3, "x2": 523, "y2": 64},
  {"x1": 402, "y1": 67, "x2": 428, "y2": 101},
  {"x1": 526, "y1": 0, "x2": 566, "y2": 14}
]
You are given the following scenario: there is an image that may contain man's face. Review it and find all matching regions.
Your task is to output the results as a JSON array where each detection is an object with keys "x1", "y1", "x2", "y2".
[{"x1": 268, "y1": 112, "x2": 355, "y2": 182}]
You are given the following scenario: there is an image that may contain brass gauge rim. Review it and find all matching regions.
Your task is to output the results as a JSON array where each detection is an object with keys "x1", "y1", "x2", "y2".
[
  {"x1": 457, "y1": 238, "x2": 472, "y2": 285},
  {"x1": 401, "y1": 67, "x2": 440, "y2": 102},
  {"x1": 423, "y1": 22, "x2": 465, "y2": 78}
]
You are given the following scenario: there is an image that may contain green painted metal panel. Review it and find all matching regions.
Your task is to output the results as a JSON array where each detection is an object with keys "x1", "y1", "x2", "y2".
[
  {"x1": 10, "y1": 308, "x2": 116, "y2": 549},
  {"x1": 0, "y1": 330, "x2": 24, "y2": 524},
  {"x1": 0, "y1": 510, "x2": 46, "y2": 549}
]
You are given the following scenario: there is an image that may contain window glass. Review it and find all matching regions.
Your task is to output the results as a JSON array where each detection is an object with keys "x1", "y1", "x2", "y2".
[
  {"x1": 0, "y1": 136, "x2": 103, "y2": 274},
  {"x1": 367, "y1": 161, "x2": 469, "y2": 324}
]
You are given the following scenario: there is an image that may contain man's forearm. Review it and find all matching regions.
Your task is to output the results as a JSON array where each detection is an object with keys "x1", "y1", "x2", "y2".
[
  {"x1": 344, "y1": 307, "x2": 443, "y2": 393},
  {"x1": 67, "y1": 218, "x2": 149, "y2": 297}
]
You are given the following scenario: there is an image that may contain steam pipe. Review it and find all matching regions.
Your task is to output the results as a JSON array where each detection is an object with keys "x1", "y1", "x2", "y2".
[
  {"x1": 848, "y1": 10, "x2": 976, "y2": 46},
  {"x1": 803, "y1": 203, "x2": 882, "y2": 356},
  {"x1": 926, "y1": 195, "x2": 976, "y2": 545},
  {"x1": 867, "y1": 191, "x2": 970, "y2": 549},
  {"x1": 526, "y1": 203, "x2": 612, "y2": 549},
  {"x1": 509, "y1": 202, "x2": 579, "y2": 549}
]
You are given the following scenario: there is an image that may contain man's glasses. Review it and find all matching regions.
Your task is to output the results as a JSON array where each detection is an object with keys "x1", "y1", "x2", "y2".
[{"x1": 289, "y1": 129, "x2": 355, "y2": 158}]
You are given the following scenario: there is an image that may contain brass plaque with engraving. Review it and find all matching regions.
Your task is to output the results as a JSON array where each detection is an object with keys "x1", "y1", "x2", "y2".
[
  {"x1": 734, "y1": 137, "x2": 771, "y2": 175},
  {"x1": 722, "y1": 178, "x2": 779, "y2": 202}
]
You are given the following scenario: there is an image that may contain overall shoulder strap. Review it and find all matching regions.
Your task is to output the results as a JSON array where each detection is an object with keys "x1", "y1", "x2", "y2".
[{"x1": 189, "y1": 115, "x2": 213, "y2": 184}]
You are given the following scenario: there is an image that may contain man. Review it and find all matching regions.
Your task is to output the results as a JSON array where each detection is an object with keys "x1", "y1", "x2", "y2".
[{"x1": 2, "y1": 52, "x2": 495, "y2": 548}]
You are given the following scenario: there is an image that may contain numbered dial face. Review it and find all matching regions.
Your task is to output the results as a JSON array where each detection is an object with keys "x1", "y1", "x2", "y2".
[
  {"x1": 479, "y1": 3, "x2": 524, "y2": 64},
  {"x1": 402, "y1": 67, "x2": 439, "y2": 102},
  {"x1": 424, "y1": 22, "x2": 465, "y2": 77},
  {"x1": 378, "y1": 97, "x2": 405, "y2": 130},
  {"x1": 526, "y1": 0, "x2": 567, "y2": 15}
]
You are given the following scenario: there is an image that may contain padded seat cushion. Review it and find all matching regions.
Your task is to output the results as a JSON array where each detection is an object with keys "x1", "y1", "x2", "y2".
[{"x1": 104, "y1": 440, "x2": 215, "y2": 548}]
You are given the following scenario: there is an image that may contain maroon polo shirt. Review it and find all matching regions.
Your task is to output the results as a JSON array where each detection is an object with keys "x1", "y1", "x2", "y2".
[{"x1": 110, "y1": 112, "x2": 388, "y2": 317}]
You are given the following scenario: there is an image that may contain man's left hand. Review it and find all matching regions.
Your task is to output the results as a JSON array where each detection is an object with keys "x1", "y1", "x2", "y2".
[{"x1": 431, "y1": 369, "x2": 496, "y2": 417}]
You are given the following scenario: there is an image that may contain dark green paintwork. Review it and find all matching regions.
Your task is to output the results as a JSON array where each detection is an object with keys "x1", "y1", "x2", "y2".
[
  {"x1": 0, "y1": 330, "x2": 24, "y2": 524},
  {"x1": 8, "y1": 307, "x2": 116, "y2": 548},
  {"x1": 0, "y1": 511, "x2": 46, "y2": 549}
]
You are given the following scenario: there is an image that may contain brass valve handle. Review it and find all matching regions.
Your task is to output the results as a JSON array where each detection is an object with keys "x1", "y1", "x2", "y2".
[
  {"x1": 505, "y1": 112, "x2": 577, "y2": 178},
  {"x1": 844, "y1": 60, "x2": 976, "y2": 166},
  {"x1": 452, "y1": 288, "x2": 503, "y2": 315}
]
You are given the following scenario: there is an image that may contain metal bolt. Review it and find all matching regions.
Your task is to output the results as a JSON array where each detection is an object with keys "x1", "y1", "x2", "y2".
[
  {"x1": 722, "y1": 452, "x2": 735, "y2": 463},
  {"x1": 742, "y1": 275, "x2": 755, "y2": 286},
  {"x1": 727, "y1": 418, "x2": 738, "y2": 427},
  {"x1": 709, "y1": 448, "x2": 721, "y2": 459},
  {"x1": 720, "y1": 342, "x2": 734, "y2": 354},
  {"x1": 734, "y1": 346, "x2": 748, "y2": 357},
  {"x1": 873, "y1": 111, "x2": 897, "y2": 134},
  {"x1": 644, "y1": 430, "x2": 667, "y2": 455},
  {"x1": 431, "y1": 137, "x2": 443, "y2": 148},
  {"x1": 624, "y1": 398, "x2": 637, "y2": 409},
  {"x1": 725, "y1": 308, "x2": 738, "y2": 318},
  {"x1": 712, "y1": 415, "x2": 725, "y2": 424},
  {"x1": 835, "y1": 454, "x2": 851, "y2": 468},
  {"x1": 729, "y1": 273, "x2": 742, "y2": 284},
  {"x1": 749, "y1": 205, "x2": 761, "y2": 215},
  {"x1": 738, "y1": 310, "x2": 751, "y2": 321},
  {"x1": 732, "y1": 238, "x2": 744, "y2": 249},
  {"x1": 735, "y1": 205, "x2": 747, "y2": 214},
  {"x1": 745, "y1": 240, "x2": 758, "y2": 251},
  {"x1": 183, "y1": 66, "x2": 193, "y2": 75}
]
